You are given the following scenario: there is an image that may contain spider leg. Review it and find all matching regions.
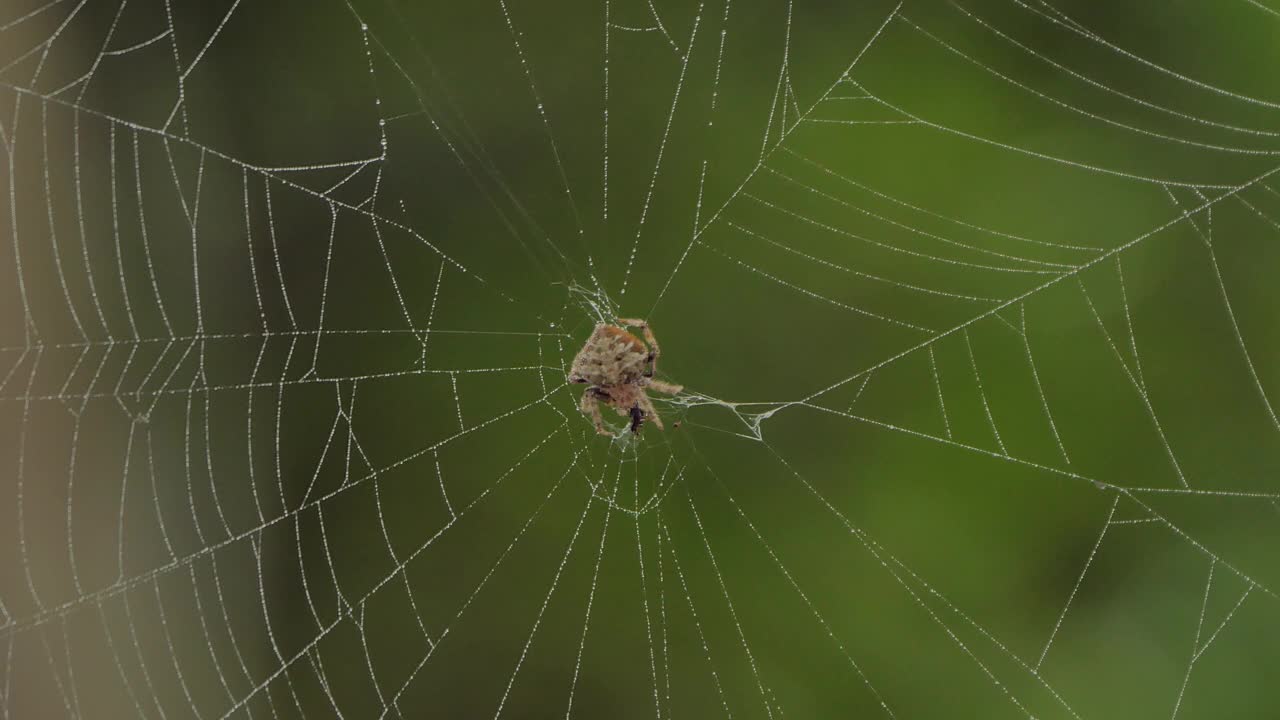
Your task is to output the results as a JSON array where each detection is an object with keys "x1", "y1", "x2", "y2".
[
  {"x1": 617, "y1": 317, "x2": 659, "y2": 377},
  {"x1": 635, "y1": 391, "x2": 664, "y2": 431},
  {"x1": 645, "y1": 379, "x2": 682, "y2": 395},
  {"x1": 580, "y1": 388, "x2": 611, "y2": 435}
]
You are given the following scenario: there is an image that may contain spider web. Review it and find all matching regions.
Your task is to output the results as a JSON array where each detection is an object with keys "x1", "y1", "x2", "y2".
[{"x1": 2, "y1": 0, "x2": 1280, "y2": 717}]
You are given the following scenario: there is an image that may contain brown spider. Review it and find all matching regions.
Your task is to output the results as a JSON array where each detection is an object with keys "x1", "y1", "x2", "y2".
[{"x1": 567, "y1": 318, "x2": 682, "y2": 435}]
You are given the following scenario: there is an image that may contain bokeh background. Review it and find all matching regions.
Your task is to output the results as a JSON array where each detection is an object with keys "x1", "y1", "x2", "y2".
[{"x1": 2, "y1": 0, "x2": 1280, "y2": 717}]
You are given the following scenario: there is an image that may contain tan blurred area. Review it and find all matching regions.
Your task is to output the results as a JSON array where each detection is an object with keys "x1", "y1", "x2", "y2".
[
  {"x1": 1, "y1": 11, "x2": 136, "y2": 718},
  {"x1": 0, "y1": 8, "x2": 253, "y2": 716}
]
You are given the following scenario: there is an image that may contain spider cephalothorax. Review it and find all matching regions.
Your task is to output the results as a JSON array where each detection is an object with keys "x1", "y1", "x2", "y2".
[{"x1": 567, "y1": 319, "x2": 682, "y2": 435}]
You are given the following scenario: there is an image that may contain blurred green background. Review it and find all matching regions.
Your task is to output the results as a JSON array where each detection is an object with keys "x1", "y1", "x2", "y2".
[{"x1": 2, "y1": 0, "x2": 1279, "y2": 717}]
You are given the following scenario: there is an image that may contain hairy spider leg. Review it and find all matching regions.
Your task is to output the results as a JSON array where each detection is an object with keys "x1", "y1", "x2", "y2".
[
  {"x1": 635, "y1": 392, "x2": 664, "y2": 431},
  {"x1": 580, "y1": 388, "x2": 611, "y2": 435},
  {"x1": 645, "y1": 379, "x2": 683, "y2": 395},
  {"x1": 617, "y1": 317, "x2": 659, "y2": 377}
]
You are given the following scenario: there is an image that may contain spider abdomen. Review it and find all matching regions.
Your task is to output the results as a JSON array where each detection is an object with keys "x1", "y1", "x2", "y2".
[{"x1": 570, "y1": 324, "x2": 648, "y2": 385}]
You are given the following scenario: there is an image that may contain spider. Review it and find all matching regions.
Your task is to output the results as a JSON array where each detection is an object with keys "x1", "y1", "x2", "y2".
[{"x1": 567, "y1": 318, "x2": 682, "y2": 435}]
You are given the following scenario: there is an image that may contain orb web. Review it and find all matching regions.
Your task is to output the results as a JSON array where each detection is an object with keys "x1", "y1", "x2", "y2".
[{"x1": 2, "y1": 0, "x2": 1279, "y2": 717}]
